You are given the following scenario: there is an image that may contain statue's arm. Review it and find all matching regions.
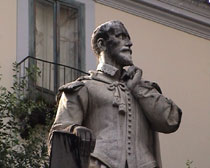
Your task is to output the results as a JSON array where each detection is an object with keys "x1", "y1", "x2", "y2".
[
  {"x1": 133, "y1": 81, "x2": 182, "y2": 133},
  {"x1": 49, "y1": 82, "x2": 95, "y2": 168},
  {"x1": 126, "y1": 66, "x2": 182, "y2": 133},
  {"x1": 48, "y1": 82, "x2": 89, "y2": 153},
  {"x1": 51, "y1": 85, "x2": 88, "y2": 134}
]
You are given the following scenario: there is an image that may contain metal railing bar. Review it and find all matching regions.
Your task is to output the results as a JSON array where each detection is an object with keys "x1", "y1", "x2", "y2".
[
  {"x1": 34, "y1": 59, "x2": 37, "y2": 88},
  {"x1": 49, "y1": 63, "x2": 51, "y2": 90},
  {"x1": 23, "y1": 60, "x2": 25, "y2": 78},
  {"x1": 17, "y1": 56, "x2": 30, "y2": 66},
  {"x1": 71, "y1": 69, "x2": 73, "y2": 82},
  {"x1": 17, "y1": 56, "x2": 89, "y2": 75},
  {"x1": 23, "y1": 61, "x2": 25, "y2": 95},
  {"x1": 64, "y1": 66, "x2": 66, "y2": 84},
  {"x1": 18, "y1": 65, "x2": 21, "y2": 92},
  {"x1": 42, "y1": 62, "x2": 44, "y2": 93}
]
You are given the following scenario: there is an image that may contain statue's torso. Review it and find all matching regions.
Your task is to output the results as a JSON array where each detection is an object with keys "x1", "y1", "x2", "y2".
[{"x1": 78, "y1": 72, "x2": 158, "y2": 168}]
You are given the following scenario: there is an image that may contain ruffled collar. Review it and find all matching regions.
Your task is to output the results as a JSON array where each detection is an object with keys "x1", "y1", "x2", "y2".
[{"x1": 96, "y1": 63, "x2": 119, "y2": 76}]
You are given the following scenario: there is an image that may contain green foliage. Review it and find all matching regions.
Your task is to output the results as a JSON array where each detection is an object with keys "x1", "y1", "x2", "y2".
[
  {"x1": 0, "y1": 63, "x2": 56, "y2": 168},
  {"x1": 186, "y1": 160, "x2": 196, "y2": 168}
]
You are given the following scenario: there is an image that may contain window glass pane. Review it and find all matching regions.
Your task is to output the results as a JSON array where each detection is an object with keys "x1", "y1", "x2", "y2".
[
  {"x1": 35, "y1": 0, "x2": 54, "y2": 91},
  {"x1": 35, "y1": 0, "x2": 53, "y2": 61},
  {"x1": 59, "y1": 5, "x2": 79, "y2": 85}
]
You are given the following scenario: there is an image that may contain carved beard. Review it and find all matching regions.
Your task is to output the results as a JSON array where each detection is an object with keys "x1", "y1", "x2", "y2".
[
  {"x1": 114, "y1": 52, "x2": 133, "y2": 67},
  {"x1": 106, "y1": 41, "x2": 133, "y2": 67}
]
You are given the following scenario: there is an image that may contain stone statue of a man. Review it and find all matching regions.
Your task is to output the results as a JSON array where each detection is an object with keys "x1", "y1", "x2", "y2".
[{"x1": 49, "y1": 20, "x2": 182, "y2": 168}]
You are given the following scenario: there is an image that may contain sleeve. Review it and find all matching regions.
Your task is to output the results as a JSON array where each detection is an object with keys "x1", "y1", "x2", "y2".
[
  {"x1": 133, "y1": 81, "x2": 182, "y2": 133},
  {"x1": 51, "y1": 85, "x2": 88, "y2": 134},
  {"x1": 48, "y1": 85, "x2": 88, "y2": 155}
]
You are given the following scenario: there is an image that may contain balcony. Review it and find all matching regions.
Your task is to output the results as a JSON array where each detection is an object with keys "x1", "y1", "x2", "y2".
[{"x1": 16, "y1": 56, "x2": 89, "y2": 102}]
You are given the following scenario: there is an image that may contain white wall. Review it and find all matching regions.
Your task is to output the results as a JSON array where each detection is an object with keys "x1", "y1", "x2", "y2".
[{"x1": 0, "y1": 0, "x2": 17, "y2": 88}]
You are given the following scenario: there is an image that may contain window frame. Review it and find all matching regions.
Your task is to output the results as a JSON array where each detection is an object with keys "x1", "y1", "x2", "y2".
[{"x1": 28, "y1": 0, "x2": 85, "y2": 91}]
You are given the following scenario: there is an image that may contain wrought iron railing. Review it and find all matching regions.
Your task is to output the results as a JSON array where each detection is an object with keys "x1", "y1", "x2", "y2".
[{"x1": 16, "y1": 56, "x2": 89, "y2": 96}]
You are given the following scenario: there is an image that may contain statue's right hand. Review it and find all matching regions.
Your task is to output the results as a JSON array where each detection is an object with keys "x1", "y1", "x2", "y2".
[
  {"x1": 73, "y1": 126, "x2": 95, "y2": 156},
  {"x1": 126, "y1": 66, "x2": 143, "y2": 91}
]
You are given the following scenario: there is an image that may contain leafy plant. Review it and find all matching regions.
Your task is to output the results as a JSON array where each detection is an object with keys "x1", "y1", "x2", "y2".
[
  {"x1": 186, "y1": 160, "x2": 196, "y2": 168},
  {"x1": 0, "y1": 63, "x2": 56, "y2": 168}
]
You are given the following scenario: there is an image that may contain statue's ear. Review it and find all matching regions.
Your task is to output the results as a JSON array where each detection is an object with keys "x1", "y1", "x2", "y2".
[{"x1": 97, "y1": 38, "x2": 106, "y2": 52}]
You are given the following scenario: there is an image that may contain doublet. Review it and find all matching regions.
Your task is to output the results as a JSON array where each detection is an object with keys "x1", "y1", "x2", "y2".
[{"x1": 49, "y1": 64, "x2": 182, "y2": 168}]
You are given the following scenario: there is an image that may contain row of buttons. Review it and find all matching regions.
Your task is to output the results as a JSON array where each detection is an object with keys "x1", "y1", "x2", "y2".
[{"x1": 127, "y1": 91, "x2": 132, "y2": 155}]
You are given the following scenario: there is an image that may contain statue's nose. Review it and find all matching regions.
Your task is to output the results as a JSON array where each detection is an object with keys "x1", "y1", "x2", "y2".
[{"x1": 126, "y1": 40, "x2": 133, "y2": 48}]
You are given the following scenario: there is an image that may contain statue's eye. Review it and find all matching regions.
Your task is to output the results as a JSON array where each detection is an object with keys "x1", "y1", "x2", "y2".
[{"x1": 117, "y1": 33, "x2": 126, "y2": 40}]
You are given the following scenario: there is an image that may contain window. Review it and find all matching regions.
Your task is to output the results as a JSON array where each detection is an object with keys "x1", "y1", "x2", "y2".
[{"x1": 30, "y1": 0, "x2": 85, "y2": 92}]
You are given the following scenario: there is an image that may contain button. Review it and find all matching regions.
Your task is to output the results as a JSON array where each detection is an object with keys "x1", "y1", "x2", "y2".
[
  {"x1": 128, "y1": 112, "x2": 132, "y2": 116},
  {"x1": 128, "y1": 136, "x2": 131, "y2": 139},
  {"x1": 128, "y1": 130, "x2": 131, "y2": 134},
  {"x1": 119, "y1": 104, "x2": 126, "y2": 114},
  {"x1": 128, "y1": 152, "x2": 131, "y2": 155},
  {"x1": 128, "y1": 119, "x2": 132, "y2": 122},
  {"x1": 128, "y1": 124, "x2": 132, "y2": 128},
  {"x1": 128, "y1": 107, "x2": 131, "y2": 111},
  {"x1": 128, "y1": 102, "x2": 131, "y2": 106},
  {"x1": 127, "y1": 97, "x2": 131, "y2": 101},
  {"x1": 128, "y1": 141, "x2": 131, "y2": 145},
  {"x1": 128, "y1": 147, "x2": 131, "y2": 150}
]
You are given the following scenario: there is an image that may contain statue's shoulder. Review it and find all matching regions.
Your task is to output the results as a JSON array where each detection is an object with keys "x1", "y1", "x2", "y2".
[
  {"x1": 151, "y1": 81, "x2": 162, "y2": 94},
  {"x1": 141, "y1": 80, "x2": 162, "y2": 94},
  {"x1": 56, "y1": 75, "x2": 92, "y2": 103},
  {"x1": 58, "y1": 75, "x2": 92, "y2": 93},
  {"x1": 58, "y1": 80, "x2": 85, "y2": 93}
]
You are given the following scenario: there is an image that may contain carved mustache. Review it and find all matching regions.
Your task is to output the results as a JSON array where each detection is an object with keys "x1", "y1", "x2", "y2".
[{"x1": 120, "y1": 47, "x2": 132, "y2": 55}]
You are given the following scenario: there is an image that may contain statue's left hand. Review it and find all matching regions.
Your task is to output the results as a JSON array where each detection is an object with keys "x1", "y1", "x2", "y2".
[{"x1": 73, "y1": 126, "x2": 96, "y2": 157}]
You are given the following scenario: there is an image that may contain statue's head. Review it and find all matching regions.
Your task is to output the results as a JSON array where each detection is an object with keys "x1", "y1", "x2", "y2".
[{"x1": 91, "y1": 20, "x2": 133, "y2": 67}]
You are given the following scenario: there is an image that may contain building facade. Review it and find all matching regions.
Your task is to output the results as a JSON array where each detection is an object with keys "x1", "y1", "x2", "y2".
[{"x1": 0, "y1": 0, "x2": 210, "y2": 167}]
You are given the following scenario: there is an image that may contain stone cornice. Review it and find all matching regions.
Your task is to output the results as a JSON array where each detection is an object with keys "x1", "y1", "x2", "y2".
[
  {"x1": 94, "y1": 0, "x2": 210, "y2": 40},
  {"x1": 158, "y1": 0, "x2": 210, "y2": 18}
]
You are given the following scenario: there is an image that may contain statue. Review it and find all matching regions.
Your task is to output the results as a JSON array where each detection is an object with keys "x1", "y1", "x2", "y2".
[{"x1": 48, "y1": 20, "x2": 182, "y2": 168}]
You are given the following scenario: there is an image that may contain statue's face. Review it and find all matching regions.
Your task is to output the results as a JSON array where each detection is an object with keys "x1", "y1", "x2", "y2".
[{"x1": 106, "y1": 24, "x2": 133, "y2": 67}]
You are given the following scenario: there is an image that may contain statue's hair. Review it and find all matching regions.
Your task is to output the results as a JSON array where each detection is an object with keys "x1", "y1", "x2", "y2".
[{"x1": 91, "y1": 20, "x2": 124, "y2": 57}]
